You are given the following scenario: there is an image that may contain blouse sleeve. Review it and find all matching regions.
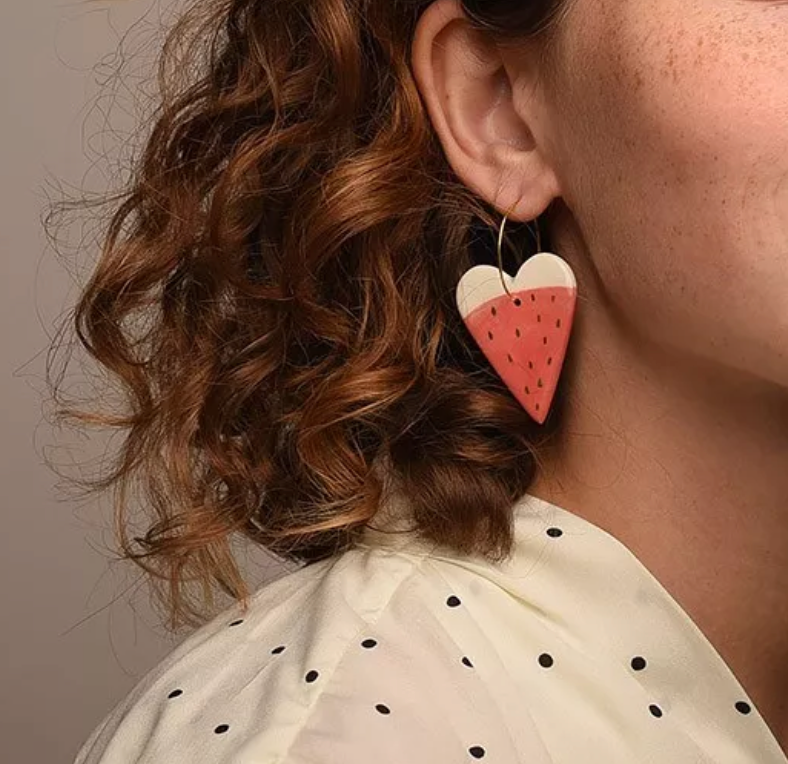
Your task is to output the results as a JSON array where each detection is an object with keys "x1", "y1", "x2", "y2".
[
  {"x1": 271, "y1": 609, "x2": 557, "y2": 764},
  {"x1": 71, "y1": 552, "x2": 557, "y2": 764}
]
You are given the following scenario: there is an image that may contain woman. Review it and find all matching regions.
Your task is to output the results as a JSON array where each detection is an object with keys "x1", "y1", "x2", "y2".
[{"x1": 67, "y1": 0, "x2": 788, "y2": 761}]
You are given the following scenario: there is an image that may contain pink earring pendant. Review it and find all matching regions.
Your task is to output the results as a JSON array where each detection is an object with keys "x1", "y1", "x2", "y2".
[{"x1": 455, "y1": 252, "x2": 577, "y2": 424}]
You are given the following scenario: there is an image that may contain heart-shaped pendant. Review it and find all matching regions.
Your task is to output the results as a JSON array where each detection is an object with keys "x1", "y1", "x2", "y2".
[{"x1": 455, "y1": 253, "x2": 577, "y2": 424}]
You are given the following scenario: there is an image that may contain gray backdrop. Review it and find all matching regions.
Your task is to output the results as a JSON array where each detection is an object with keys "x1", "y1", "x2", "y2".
[{"x1": 2, "y1": 2, "x2": 285, "y2": 760}]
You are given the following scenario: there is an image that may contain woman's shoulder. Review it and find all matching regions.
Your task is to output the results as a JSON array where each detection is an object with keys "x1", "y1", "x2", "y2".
[
  {"x1": 73, "y1": 545, "x2": 552, "y2": 764},
  {"x1": 73, "y1": 545, "x2": 554, "y2": 764}
]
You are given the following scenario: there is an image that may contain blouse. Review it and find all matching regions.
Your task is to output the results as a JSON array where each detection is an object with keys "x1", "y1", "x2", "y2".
[{"x1": 72, "y1": 489, "x2": 788, "y2": 763}]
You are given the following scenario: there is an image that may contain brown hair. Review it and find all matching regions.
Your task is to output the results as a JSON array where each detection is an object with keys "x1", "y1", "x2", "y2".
[{"x1": 49, "y1": 0, "x2": 573, "y2": 630}]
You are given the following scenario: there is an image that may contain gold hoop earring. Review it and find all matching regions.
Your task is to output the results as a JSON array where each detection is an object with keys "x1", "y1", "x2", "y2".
[
  {"x1": 495, "y1": 201, "x2": 541, "y2": 298},
  {"x1": 455, "y1": 205, "x2": 578, "y2": 425}
]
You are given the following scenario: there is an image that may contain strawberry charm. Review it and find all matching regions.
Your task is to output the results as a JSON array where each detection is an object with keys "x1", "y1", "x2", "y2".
[{"x1": 455, "y1": 253, "x2": 577, "y2": 424}]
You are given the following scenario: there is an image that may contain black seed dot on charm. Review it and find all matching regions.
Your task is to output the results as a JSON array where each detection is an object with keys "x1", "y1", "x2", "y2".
[
  {"x1": 305, "y1": 670, "x2": 319, "y2": 683},
  {"x1": 447, "y1": 595, "x2": 462, "y2": 607},
  {"x1": 537, "y1": 314, "x2": 541, "y2": 323},
  {"x1": 376, "y1": 704, "x2": 391, "y2": 715},
  {"x1": 271, "y1": 645, "x2": 286, "y2": 654},
  {"x1": 462, "y1": 656, "x2": 474, "y2": 668},
  {"x1": 514, "y1": 298, "x2": 522, "y2": 307},
  {"x1": 515, "y1": 328, "x2": 521, "y2": 338},
  {"x1": 491, "y1": 306, "x2": 497, "y2": 316},
  {"x1": 735, "y1": 701, "x2": 752, "y2": 715},
  {"x1": 536, "y1": 403, "x2": 541, "y2": 411},
  {"x1": 229, "y1": 619, "x2": 244, "y2": 627},
  {"x1": 556, "y1": 318, "x2": 562, "y2": 328},
  {"x1": 531, "y1": 294, "x2": 536, "y2": 302},
  {"x1": 538, "y1": 653, "x2": 554, "y2": 668},
  {"x1": 214, "y1": 724, "x2": 230, "y2": 734},
  {"x1": 167, "y1": 689, "x2": 183, "y2": 699},
  {"x1": 543, "y1": 336, "x2": 548, "y2": 345},
  {"x1": 361, "y1": 638, "x2": 378, "y2": 649},
  {"x1": 487, "y1": 330, "x2": 493, "y2": 340},
  {"x1": 551, "y1": 294, "x2": 556, "y2": 302},
  {"x1": 537, "y1": 378, "x2": 543, "y2": 388},
  {"x1": 631, "y1": 656, "x2": 647, "y2": 671},
  {"x1": 469, "y1": 745, "x2": 486, "y2": 759},
  {"x1": 528, "y1": 360, "x2": 533, "y2": 369},
  {"x1": 649, "y1": 704, "x2": 663, "y2": 718},
  {"x1": 507, "y1": 353, "x2": 513, "y2": 363},
  {"x1": 546, "y1": 527, "x2": 563, "y2": 537},
  {"x1": 547, "y1": 357, "x2": 553, "y2": 365},
  {"x1": 525, "y1": 386, "x2": 530, "y2": 394}
]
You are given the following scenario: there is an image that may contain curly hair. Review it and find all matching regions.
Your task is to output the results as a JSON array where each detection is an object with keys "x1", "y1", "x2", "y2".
[{"x1": 48, "y1": 0, "x2": 574, "y2": 630}]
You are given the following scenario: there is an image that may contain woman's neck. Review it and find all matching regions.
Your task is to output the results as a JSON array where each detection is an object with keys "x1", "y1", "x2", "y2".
[{"x1": 528, "y1": 281, "x2": 788, "y2": 753}]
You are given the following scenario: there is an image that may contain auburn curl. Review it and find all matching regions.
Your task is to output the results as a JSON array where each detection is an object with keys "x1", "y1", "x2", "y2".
[{"x1": 49, "y1": 0, "x2": 571, "y2": 630}]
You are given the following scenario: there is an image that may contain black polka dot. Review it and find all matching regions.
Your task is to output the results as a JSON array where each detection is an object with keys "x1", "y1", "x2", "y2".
[
  {"x1": 649, "y1": 704, "x2": 663, "y2": 718},
  {"x1": 214, "y1": 724, "x2": 230, "y2": 734},
  {"x1": 361, "y1": 638, "x2": 378, "y2": 649},
  {"x1": 229, "y1": 619, "x2": 244, "y2": 627},
  {"x1": 167, "y1": 689, "x2": 183, "y2": 699},
  {"x1": 735, "y1": 701, "x2": 752, "y2": 715},
  {"x1": 375, "y1": 704, "x2": 391, "y2": 715},
  {"x1": 546, "y1": 527, "x2": 563, "y2": 538},
  {"x1": 462, "y1": 656, "x2": 474, "y2": 668},
  {"x1": 469, "y1": 745, "x2": 486, "y2": 758},
  {"x1": 513, "y1": 298, "x2": 521, "y2": 307},
  {"x1": 447, "y1": 595, "x2": 462, "y2": 608},
  {"x1": 271, "y1": 645, "x2": 286, "y2": 654},
  {"x1": 631, "y1": 656, "x2": 647, "y2": 671},
  {"x1": 305, "y1": 670, "x2": 319, "y2": 683},
  {"x1": 538, "y1": 653, "x2": 554, "y2": 668}
]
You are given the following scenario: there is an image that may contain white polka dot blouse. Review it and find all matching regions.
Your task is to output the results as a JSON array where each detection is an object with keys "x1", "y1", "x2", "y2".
[{"x1": 72, "y1": 491, "x2": 788, "y2": 763}]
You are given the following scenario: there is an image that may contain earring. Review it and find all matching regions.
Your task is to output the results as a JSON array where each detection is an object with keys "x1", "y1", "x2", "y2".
[{"x1": 455, "y1": 204, "x2": 577, "y2": 425}]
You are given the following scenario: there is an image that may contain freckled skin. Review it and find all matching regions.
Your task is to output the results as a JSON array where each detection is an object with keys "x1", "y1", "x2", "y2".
[
  {"x1": 538, "y1": 0, "x2": 788, "y2": 385},
  {"x1": 412, "y1": 1, "x2": 788, "y2": 747}
]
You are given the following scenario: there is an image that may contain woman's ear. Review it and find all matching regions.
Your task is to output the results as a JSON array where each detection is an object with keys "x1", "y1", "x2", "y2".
[{"x1": 411, "y1": 0, "x2": 562, "y2": 222}]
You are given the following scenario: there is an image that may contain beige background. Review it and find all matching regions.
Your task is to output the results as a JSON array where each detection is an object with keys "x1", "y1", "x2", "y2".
[{"x1": 2, "y1": 2, "x2": 284, "y2": 760}]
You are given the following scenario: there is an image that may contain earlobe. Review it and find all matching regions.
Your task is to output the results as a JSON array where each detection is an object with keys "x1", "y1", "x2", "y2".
[{"x1": 411, "y1": 0, "x2": 561, "y2": 222}]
